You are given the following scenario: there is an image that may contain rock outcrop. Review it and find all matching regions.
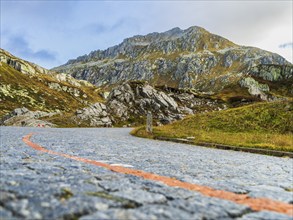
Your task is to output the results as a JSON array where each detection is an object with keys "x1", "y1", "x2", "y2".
[
  {"x1": 250, "y1": 64, "x2": 293, "y2": 81},
  {"x1": 239, "y1": 77, "x2": 271, "y2": 101},
  {"x1": 0, "y1": 49, "x2": 49, "y2": 75},
  {"x1": 75, "y1": 103, "x2": 112, "y2": 127},
  {"x1": 0, "y1": 48, "x2": 104, "y2": 119},
  {"x1": 107, "y1": 82, "x2": 225, "y2": 125},
  {"x1": 0, "y1": 107, "x2": 57, "y2": 127}
]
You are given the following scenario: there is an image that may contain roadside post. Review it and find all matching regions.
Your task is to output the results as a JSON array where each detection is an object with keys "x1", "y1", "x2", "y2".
[{"x1": 146, "y1": 111, "x2": 153, "y2": 133}]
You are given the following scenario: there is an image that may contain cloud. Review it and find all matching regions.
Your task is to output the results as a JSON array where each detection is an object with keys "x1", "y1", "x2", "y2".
[
  {"x1": 84, "y1": 17, "x2": 140, "y2": 36},
  {"x1": 152, "y1": 1, "x2": 292, "y2": 44},
  {"x1": 0, "y1": 31, "x2": 58, "y2": 67},
  {"x1": 279, "y1": 42, "x2": 293, "y2": 49},
  {"x1": 4, "y1": 35, "x2": 57, "y2": 61},
  {"x1": 1, "y1": 1, "x2": 292, "y2": 67},
  {"x1": 86, "y1": 23, "x2": 108, "y2": 34},
  {"x1": 33, "y1": 50, "x2": 57, "y2": 61}
]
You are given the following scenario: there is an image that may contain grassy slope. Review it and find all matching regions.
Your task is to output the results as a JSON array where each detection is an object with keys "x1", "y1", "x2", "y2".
[
  {"x1": 0, "y1": 63, "x2": 103, "y2": 119},
  {"x1": 132, "y1": 101, "x2": 293, "y2": 152}
]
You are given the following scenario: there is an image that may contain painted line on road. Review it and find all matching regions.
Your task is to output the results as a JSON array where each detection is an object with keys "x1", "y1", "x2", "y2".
[
  {"x1": 110, "y1": 164, "x2": 134, "y2": 168},
  {"x1": 22, "y1": 133, "x2": 293, "y2": 216}
]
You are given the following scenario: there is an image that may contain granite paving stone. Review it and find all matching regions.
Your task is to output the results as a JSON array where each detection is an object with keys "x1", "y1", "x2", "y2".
[{"x1": 0, "y1": 127, "x2": 292, "y2": 219}]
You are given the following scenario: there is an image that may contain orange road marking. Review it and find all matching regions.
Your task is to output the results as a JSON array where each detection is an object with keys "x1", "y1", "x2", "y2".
[{"x1": 22, "y1": 133, "x2": 293, "y2": 216}]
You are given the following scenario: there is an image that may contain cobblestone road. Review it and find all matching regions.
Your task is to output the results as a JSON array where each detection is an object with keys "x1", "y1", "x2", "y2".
[{"x1": 0, "y1": 127, "x2": 292, "y2": 219}]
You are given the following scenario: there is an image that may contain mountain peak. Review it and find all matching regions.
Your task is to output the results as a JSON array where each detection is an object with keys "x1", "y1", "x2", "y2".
[
  {"x1": 53, "y1": 25, "x2": 291, "y2": 93},
  {"x1": 62, "y1": 25, "x2": 237, "y2": 66},
  {"x1": 122, "y1": 26, "x2": 209, "y2": 46}
]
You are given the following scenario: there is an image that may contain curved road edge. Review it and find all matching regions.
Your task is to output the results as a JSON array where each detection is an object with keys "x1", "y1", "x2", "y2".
[{"x1": 22, "y1": 132, "x2": 293, "y2": 216}]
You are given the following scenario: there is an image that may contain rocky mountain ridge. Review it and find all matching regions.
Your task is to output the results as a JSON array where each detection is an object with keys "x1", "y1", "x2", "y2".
[
  {"x1": 53, "y1": 26, "x2": 292, "y2": 100},
  {"x1": 2, "y1": 48, "x2": 223, "y2": 127},
  {"x1": 1, "y1": 26, "x2": 293, "y2": 127}
]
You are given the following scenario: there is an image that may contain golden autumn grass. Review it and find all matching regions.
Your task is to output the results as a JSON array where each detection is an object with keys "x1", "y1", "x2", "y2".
[{"x1": 131, "y1": 101, "x2": 293, "y2": 152}]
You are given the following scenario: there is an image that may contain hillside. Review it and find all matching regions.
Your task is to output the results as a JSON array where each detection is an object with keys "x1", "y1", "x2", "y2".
[
  {"x1": 132, "y1": 100, "x2": 293, "y2": 152},
  {"x1": 0, "y1": 49, "x2": 108, "y2": 127},
  {"x1": 1, "y1": 26, "x2": 293, "y2": 128},
  {"x1": 1, "y1": 47, "x2": 243, "y2": 128},
  {"x1": 1, "y1": 49, "x2": 226, "y2": 127},
  {"x1": 53, "y1": 26, "x2": 293, "y2": 101}
]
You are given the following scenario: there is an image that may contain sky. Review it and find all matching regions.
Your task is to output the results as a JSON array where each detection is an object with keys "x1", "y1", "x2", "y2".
[{"x1": 1, "y1": 1, "x2": 292, "y2": 69}]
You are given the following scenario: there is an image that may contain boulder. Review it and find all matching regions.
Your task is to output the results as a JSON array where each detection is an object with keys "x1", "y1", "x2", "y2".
[
  {"x1": 0, "y1": 108, "x2": 57, "y2": 127},
  {"x1": 107, "y1": 82, "x2": 224, "y2": 125},
  {"x1": 75, "y1": 102, "x2": 112, "y2": 127},
  {"x1": 107, "y1": 82, "x2": 181, "y2": 124},
  {"x1": 239, "y1": 77, "x2": 270, "y2": 100}
]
